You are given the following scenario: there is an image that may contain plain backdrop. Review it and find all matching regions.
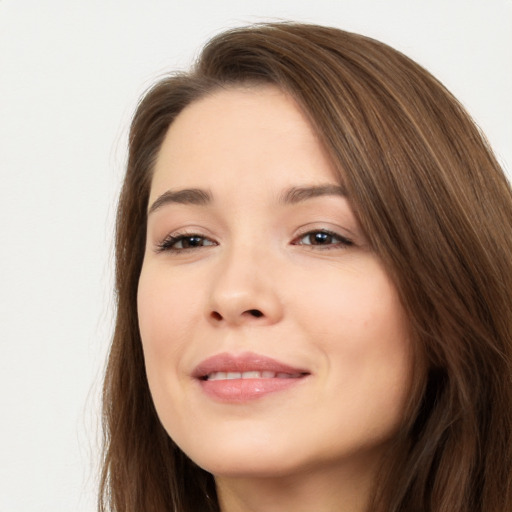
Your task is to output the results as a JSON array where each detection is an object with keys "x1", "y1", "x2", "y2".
[{"x1": 0, "y1": 1, "x2": 510, "y2": 511}]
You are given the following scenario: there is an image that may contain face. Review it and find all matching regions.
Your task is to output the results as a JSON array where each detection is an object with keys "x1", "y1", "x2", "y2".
[{"x1": 138, "y1": 85, "x2": 412, "y2": 480}]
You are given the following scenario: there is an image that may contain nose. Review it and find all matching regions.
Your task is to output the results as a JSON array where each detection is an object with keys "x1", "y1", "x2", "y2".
[{"x1": 206, "y1": 245, "x2": 284, "y2": 327}]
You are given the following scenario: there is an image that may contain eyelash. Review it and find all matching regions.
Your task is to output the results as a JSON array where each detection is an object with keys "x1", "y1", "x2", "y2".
[
  {"x1": 155, "y1": 229, "x2": 353, "y2": 253},
  {"x1": 155, "y1": 232, "x2": 217, "y2": 253},
  {"x1": 292, "y1": 229, "x2": 353, "y2": 249}
]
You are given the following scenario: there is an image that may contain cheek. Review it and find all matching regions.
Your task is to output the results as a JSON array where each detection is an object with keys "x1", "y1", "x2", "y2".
[
  {"x1": 294, "y1": 259, "x2": 412, "y2": 418},
  {"x1": 295, "y1": 258, "x2": 407, "y2": 347},
  {"x1": 137, "y1": 265, "x2": 204, "y2": 432},
  {"x1": 137, "y1": 266, "x2": 201, "y2": 377}
]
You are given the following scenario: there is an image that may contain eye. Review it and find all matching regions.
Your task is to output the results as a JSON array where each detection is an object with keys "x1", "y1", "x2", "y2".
[
  {"x1": 156, "y1": 233, "x2": 217, "y2": 253},
  {"x1": 292, "y1": 230, "x2": 353, "y2": 249}
]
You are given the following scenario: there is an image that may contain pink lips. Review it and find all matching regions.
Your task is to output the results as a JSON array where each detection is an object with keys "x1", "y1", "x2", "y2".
[{"x1": 193, "y1": 352, "x2": 309, "y2": 403}]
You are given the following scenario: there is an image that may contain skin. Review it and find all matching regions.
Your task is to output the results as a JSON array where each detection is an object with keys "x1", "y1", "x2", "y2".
[{"x1": 137, "y1": 85, "x2": 413, "y2": 512}]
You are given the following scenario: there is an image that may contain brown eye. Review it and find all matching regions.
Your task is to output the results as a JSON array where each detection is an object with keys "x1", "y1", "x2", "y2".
[
  {"x1": 294, "y1": 230, "x2": 353, "y2": 249},
  {"x1": 157, "y1": 234, "x2": 216, "y2": 252},
  {"x1": 177, "y1": 236, "x2": 208, "y2": 248},
  {"x1": 305, "y1": 232, "x2": 334, "y2": 245}
]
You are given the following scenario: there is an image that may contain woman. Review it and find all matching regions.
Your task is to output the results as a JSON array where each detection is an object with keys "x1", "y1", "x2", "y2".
[{"x1": 99, "y1": 23, "x2": 512, "y2": 512}]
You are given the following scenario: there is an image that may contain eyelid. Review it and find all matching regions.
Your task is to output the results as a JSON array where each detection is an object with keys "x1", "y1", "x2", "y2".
[
  {"x1": 291, "y1": 227, "x2": 354, "y2": 248},
  {"x1": 154, "y1": 230, "x2": 218, "y2": 253},
  {"x1": 152, "y1": 224, "x2": 355, "y2": 254}
]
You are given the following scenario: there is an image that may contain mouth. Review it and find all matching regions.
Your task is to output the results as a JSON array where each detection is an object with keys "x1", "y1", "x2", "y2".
[
  {"x1": 203, "y1": 370, "x2": 305, "y2": 381},
  {"x1": 193, "y1": 352, "x2": 310, "y2": 402}
]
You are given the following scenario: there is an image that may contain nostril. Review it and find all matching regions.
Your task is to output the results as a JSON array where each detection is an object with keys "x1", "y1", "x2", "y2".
[{"x1": 209, "y1": 309, "x2": 264, "y2": 322}]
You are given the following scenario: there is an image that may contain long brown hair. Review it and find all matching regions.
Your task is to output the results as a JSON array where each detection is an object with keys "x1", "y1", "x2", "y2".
[{"x1": 99, "y1": 23, "x2": 512, "y2": 512}]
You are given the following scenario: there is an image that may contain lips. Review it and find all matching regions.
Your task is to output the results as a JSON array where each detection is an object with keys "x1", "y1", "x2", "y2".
[
  {"x1": 193, "y1": 352, "x2": 310, "y2": 402},
  {"x1": 205, "y1": 370, "x2": 303, "y2": 381}
]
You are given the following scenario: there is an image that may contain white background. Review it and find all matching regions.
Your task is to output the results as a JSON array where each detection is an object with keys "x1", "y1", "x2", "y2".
[{"x1": 0, "y1": 1, "x2": 510, "y2": 511}]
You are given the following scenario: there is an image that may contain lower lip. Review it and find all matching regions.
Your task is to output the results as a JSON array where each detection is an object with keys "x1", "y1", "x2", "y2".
[{"x1": 199, "y1": 377, "x2": 306, "y2": 403}]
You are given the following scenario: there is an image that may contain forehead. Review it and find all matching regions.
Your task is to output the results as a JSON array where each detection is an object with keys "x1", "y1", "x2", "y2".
[{"x1": 149, "y1": 85, "x2": 339, "y2": 199}]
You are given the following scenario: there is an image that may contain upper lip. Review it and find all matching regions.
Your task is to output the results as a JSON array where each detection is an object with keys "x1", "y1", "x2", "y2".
[{"x1": 192, "y1": 351, "x2": 310, "y2": 379}]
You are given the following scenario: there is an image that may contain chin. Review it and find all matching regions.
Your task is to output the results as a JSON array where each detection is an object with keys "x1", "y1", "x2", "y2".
[
  {"x1": 177, "y1": 433, "x2": 307, "y2": 478},
  {"x1": 176, "y1": 428, "x2": 388, "y2": 481}
]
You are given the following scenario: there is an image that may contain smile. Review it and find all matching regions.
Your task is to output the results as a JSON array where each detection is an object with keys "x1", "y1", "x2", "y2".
[
  {"x1": 204, "y1": 370, "x2": 304, "y2": 381},
  {"x1": 193, "y1": 352, "x2": 310, "y2": 402}
]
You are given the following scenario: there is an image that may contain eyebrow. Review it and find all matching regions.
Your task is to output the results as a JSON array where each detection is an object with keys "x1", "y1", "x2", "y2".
[
  {"x1": 278, "y1": 184, "x2": 347, "y2": 204},
  {"x1": 148, "y1": 188, "x2": 212, "y2": 215},
  {"x1": 147, "y1": 183, "x2": 347, "y2": 215}
]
